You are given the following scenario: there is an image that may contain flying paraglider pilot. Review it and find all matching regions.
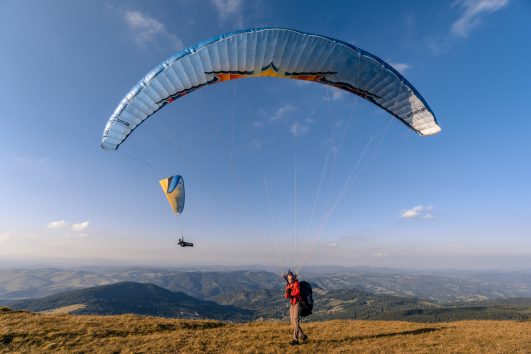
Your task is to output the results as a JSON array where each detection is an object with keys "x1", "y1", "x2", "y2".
[
  {"x1": 177, "y1": 237, "x2": 193, "y2": 247},
  {"x1": 284, "y1": 270, "x2": 307, "y2": 345}
]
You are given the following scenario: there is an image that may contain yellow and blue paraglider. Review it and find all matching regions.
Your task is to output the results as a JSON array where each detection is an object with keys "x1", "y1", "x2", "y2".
[
  {"x1": 159, "y1": 175, "x2": 185, "y2": 216},
  {"x1": 159, "y1": 175, "x2": 192, "y2": 248}
]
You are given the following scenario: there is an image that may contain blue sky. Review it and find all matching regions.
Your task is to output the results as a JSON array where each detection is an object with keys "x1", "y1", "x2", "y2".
[{"x1": 0, "y1": 0, "x2": 529, "y2": 270}]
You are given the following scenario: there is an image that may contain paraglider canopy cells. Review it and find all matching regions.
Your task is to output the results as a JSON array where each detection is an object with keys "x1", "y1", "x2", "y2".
[{"x1": 101, "y1": 27, "x2": 440, "y2": 151}]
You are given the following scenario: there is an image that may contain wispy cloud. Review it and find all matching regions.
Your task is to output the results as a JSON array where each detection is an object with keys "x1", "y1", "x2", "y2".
[
  {"x1": 271, "y1": 103, "x2": 296, "y2": 121},
  {"x1": 424, "y1": 213, "x2": 435, "y2": 220},
  {"x1": 211, "y1": 0, "x2": 244, "y2": 27},
  {"x1": 123, "y1": 10, "x2": 183, "y2": 50},
  {"x1": 429, "y1": 0, "x2": 509, "y2": 54},
  {"x1": 257, "y1": 103, "x2": 310, "y2": 137},
  {"x1": 389, "y1": 62, "x2": 411, "y2": 74},
  {"x1": 451, "y1": 0, "x2": 509, "y2": 38},
  {"x1": 400, "y1": 205, "x2": 434, "y2": 219},
  {"x1": 10, "y1": 155, "x2": 51, "y2": 168}
]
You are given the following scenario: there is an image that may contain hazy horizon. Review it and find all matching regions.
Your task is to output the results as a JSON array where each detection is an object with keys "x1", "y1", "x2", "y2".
[{"x1": 1, "y1": 254, "x2": 530, "y2": 272}]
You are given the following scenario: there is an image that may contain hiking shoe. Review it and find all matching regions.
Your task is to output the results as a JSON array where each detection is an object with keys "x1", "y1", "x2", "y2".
[
  {"x1": 300, "y1": 334, "x2": 308, "y2": 341},
  {"x1": 289, "y1": 340, "x2": 299, "y2": 346}
]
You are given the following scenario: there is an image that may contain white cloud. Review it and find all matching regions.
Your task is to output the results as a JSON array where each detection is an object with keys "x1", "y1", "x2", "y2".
[
  {"x1": 290, "y1": 122, "x2": 309, "y2": 137},
  {"x1": 71, "y1": 221, "x2": 90, "y2": 232},
  {"x1": 123, "y1": 10, "x2": 183, "y2": 50},
  {"x1": 389, "y1": 62, "x2": 411, "y2": 74},
  {"x1": 451, "y1": 0, "x2": 509, "y2": 38},
  {"x1": 46, "y1": 220, "x2": 90, "y2": 234},
  {"x1": 211, "y1": 0, "x2": 244, "y2": 26},
  {"x1": 327, "y1": 242, "x2": 338, "y2": 248},
  {"x1": 400, "y1": 205, "x2": 434, "y2": 219},
  {"x1": 47, "y1": 220, "x2": 69, "y2": 229},
  {"x1": 271, "y1": 103, "x2": 296, "y2": 121}
]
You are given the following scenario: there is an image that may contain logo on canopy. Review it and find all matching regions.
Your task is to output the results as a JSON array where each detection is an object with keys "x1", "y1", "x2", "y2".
[{"x1": 156, "y1": 62, "x2": 380, "y2": 110}]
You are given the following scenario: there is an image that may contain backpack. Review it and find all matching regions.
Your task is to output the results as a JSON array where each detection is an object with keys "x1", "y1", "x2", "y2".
[{"x1": 298, "y1": 281, "x2": 313, "y2": 317}]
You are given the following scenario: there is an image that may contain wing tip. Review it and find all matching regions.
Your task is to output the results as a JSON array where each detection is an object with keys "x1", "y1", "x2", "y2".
[
  {"x1": 100, "y1": 141, "x2": 118, "y2": 151},
  {"x1": 419, "y1": 125, "x2": 442, "y2": 136}
]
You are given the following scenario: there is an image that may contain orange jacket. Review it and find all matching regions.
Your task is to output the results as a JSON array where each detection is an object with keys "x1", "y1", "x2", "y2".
[{"x1": 285, "y1": 279, "x2": 302, "y2": 305}]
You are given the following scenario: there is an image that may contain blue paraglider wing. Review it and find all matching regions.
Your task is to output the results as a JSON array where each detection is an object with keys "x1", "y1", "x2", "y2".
[{"x1": 102, "y1": 27, "x2": 440, "y2": 150}]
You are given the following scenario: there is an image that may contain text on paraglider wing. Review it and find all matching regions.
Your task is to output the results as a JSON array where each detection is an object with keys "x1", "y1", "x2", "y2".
[
  {"x1": 116, "y1": 119, "x2": 131, "y2": 127},
  {"x1": 406, "y1": 107, "x2": 427, "y2": 118}
]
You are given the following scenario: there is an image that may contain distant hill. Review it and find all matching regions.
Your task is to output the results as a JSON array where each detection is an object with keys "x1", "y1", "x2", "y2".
[
  {"x1": 1, "y1": 267, "x2": 530, "y2": 303},
  {"x1": 8, "y1": 282, "x2": 253, "y2": 321},
  {"x1": 0, "y1": 268, "x2": 115, "y2": 299},
  {"x1": 111, "y1": 270, "x2": 282, "y2": 299},
  {"x1": 309, "y1": 288, "x2": 531, "y2": 322},
  {"x1": 6, "y1": 280, "x2": 531, "y2": 322},
  {"x1": 229, "y1": 286, "x2": 531, "y2": 322},
  {"x1": 0, "y1": 268, "x2": 282, "y2": 300},
  {"x1": 310, "y1": 270, "x2": 531, "y2": 302}
]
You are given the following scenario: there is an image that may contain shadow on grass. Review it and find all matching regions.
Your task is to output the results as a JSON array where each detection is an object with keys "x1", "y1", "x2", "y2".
[
  {"x1": 313, "y1": 327, "x2": 444, "y2": 345},
  {"x1": 1, "y1": 334, "x2": 14, "y2": 345}
]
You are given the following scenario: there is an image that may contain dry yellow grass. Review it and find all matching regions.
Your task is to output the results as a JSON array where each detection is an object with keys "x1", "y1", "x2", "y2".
[{"x1": 1, "y1": 311, "x2": 529, "y2": 353}]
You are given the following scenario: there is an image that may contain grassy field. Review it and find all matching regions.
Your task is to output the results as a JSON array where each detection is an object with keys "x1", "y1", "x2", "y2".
[{"x1": 1, "y1": 309, "x2": 529, "y2": 353}]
